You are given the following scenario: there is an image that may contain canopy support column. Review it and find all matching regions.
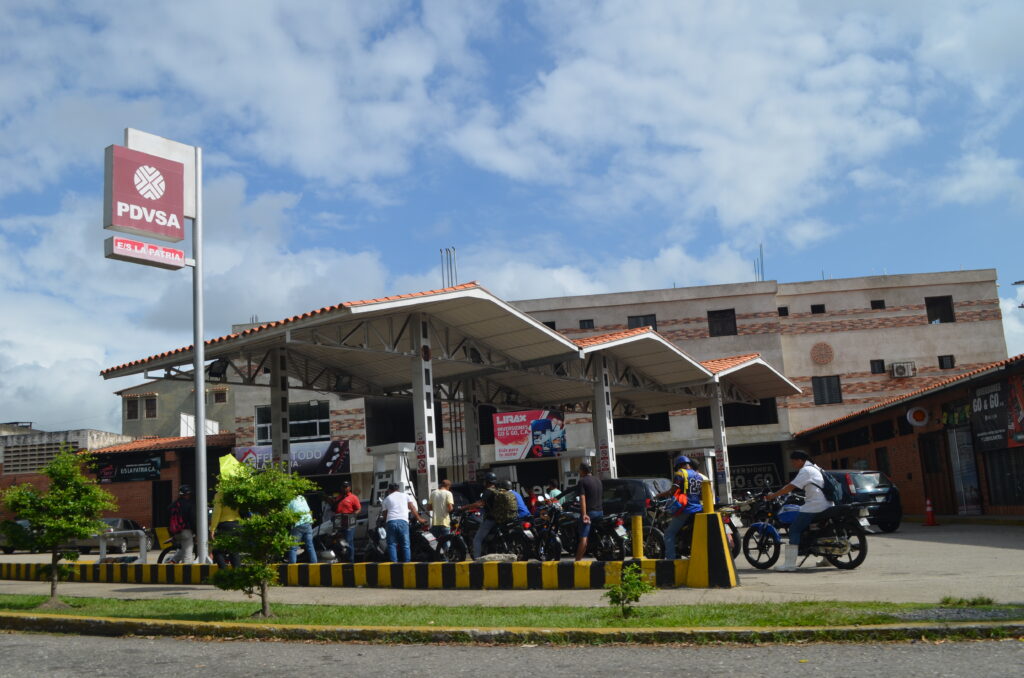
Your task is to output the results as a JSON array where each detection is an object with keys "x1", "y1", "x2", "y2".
[
  {"x1": 462, "y1": 380, "x2": 481, "y2": 483},
  {"x1": 412, "y1": 314, "x2": 439, "y2": 499},
  {"x1": 710, "y1": 379, "x2": 733, "y2": 504},
  {"x1": 592, "y1": 356, "x2": 618, "y2": 479},
  {"x1": 270, "y1": 348, "x2": 290, "y2": 467}
]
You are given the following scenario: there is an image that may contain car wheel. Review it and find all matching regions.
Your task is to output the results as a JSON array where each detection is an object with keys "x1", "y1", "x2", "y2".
[
  {"x1": 78, "y1": 547, "x2": 92, "y2": 555},
  {"x1": 114, "y1": 538, "x2": 128, "y2": 554},
  {"x1": 877, "y1": 520, "x2": 901, "y2": 533},
  {"x1": 1, "y1": 547, "x2": 13, "y2": 554}
]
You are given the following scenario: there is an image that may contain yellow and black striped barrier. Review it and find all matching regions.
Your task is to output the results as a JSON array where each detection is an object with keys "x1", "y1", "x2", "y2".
[{"x1": 0, "y1": 559, "x2": 694, "y2": 589}]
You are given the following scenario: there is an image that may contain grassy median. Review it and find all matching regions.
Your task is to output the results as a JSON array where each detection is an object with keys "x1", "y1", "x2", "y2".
[{"x1": 0, "y1": 594, "x2": 1019, "y2": 628}]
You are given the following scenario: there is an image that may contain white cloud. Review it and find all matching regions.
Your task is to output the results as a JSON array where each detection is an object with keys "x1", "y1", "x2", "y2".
[
  {"x1": 935, "y1": 148, "x2": 1024, "y2": 205},
  {"x1": 1002, "y1": 294, "x2": 1024, "y2": 358},
  {"x1": 784, "y1": 219, "x2": 840, "y2": 250}
]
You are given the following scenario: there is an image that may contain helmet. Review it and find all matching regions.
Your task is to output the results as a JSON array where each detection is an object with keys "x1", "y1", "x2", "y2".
[
  {"x1": 484, "y1": 472, "x2": 497, "y2": 483},
  {"x1": 178, "y1": 484, "x2": 193, "y2": 495},
  {"x1": 673, "y1": 455, "x2": 692, "y2": 469},
  {"x1": 501, "y1": 480, "x2": 513, "y2": 491}
]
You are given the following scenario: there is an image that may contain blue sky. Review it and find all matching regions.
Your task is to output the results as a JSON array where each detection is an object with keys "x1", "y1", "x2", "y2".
[{"x1": 1, "y1": 0, "x2": 1023, "y2": 432}]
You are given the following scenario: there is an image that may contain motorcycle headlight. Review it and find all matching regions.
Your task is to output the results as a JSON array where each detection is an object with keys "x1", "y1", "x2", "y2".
[{"x1": 859, "y1": 508, "x2": 870, "y2": 518}]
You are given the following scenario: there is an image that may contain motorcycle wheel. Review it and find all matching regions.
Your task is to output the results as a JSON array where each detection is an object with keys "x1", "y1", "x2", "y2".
[
  {"x1": 439, "y1": 537, "x2": 468, "y2": 563},
  {"x1": 824, "y1": 526, "x2": 868, "y2": 570},
  {"x1": 536, "y1": 534, "x2": 563, "y2": 561},
  {"x1": 510, "y1": 533, "x2": 531, "y2": 561},
  {"x1": 642, "y1": 526, "x2": 665, "y2": 559},
  {"x1": 742, "y1": 525, "x2": 780, "y2": 569},
  {"x1": 157, "y1": 546, "x2": 175, "y2": 564}
]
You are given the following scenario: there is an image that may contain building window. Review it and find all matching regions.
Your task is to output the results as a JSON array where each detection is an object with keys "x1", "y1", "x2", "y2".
[
  {"x1": 938, "y1": 354, "x2": 956, "y2": 370},
  {"x1": 811, "y1": 304, "x2": 826, "y2": 314},
  {"x1": 542, "y1": 321, "x2": 557, "y2": 330},
  {"x1": 255, "y1": 401, "x2": 330, "y2": 445},
  {"x1": 777, "y1": 306, "x2": 789, "y2": 317},
  {"x1": 870, "y1": 359, "x2": 886, "y2": 374},
  {"x1": 613, "y1": 412, "x2": 672, "y2": 435},
  {"x1": 579, "y1": 319, "x2": 594, "y2": 330},
  {"x1": 627, "y1": 314, "x2": 657, "y2": 331},
  {"x1": 870, "y1": 299, "x2": 886, "y2": 310},
  {"x1": 925, "y1": 295, "x2": 955, "y2": 324},
  {"x1": 707, "y1": 309, "x2": 738, "y2": 337},
  {"x1": 697, "y1": 398, "x2": 779, "y2": 429},
  {"x1": 126, "y1": 399, "x2": 139, "y2": 420},
  {"x1": 213, "y1": 391, "x2": 227, "y2": 404},
  {"x1": 144, "y1": 397, "x2": 157, "y2": 419},
  {"x1": 871, "y1": 420, "x2": 894, "y2": 442},
  {"x1": 811, "y1": 376, "x2": 843, "y2": 405},
  {"x1": 875, "y1": 447, "x2": 891, "y2": 476}
]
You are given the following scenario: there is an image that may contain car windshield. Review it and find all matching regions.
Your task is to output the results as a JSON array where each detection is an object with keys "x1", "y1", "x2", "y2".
[
  {"x1": 101, "y1": 518, "x2": 119, "y2": 528},
  {"x1": 849, "y1": 472, "x2": 891, "y2": 492}
]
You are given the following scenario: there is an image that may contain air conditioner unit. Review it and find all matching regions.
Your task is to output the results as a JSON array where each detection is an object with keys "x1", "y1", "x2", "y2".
[{"x1": 890, "y1": 361, "x2": 917, "y2": 378}]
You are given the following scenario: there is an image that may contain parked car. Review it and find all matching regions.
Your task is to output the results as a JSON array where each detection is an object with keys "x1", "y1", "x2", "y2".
[
  {"x1": 0, "y1": 519, "x2": 33, "y2": 554},
  {"x1": 825, "y1": 469, "x2": 902, "y2": 533},
  {"x1": 69, "y1": 518, "x2": 154, "y2": 554},
  {"x1": 554, "y1": 477, "x2": 672, "y2": 518}
]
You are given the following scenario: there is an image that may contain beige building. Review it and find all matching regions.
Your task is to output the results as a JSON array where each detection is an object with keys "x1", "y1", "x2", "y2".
[{"x1": 511, "y1": 269, "x2": 1007, "y2": 486}]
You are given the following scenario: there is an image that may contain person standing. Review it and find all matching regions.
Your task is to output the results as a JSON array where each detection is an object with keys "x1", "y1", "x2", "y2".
[
  {"x1": 429, "y1": 479, "x2": 455, "y2": 540},
  {"x1": 766, "y1": 450, "x2": 834, "y2": 572},
  {"x1": 381, "y1": 482, "x2": 426, "y2": 562},
  {"x1": 545, "y1": 479, "x2": 562, "y2": 501},
  {"x1": 334, "y1": 481, "x2": 361, "y2": 563},
  {"x1": 286, "y1": 493, "x2": 317, "y2": 564},
  {"x1": 210, "y1": 490, "x2": 242, "y2": 568},
  {"x1": 656, "y1": 455, "x2": 704, "y2": 560},
  {"x1": 464, "y1": 473, "x2": 499, "y2": 558},
  {"x1": 506, "y1": 481, "x2": 532, "y2": 520},
  {"x1": 169, "y1": 485, "x2": 197, "y2": 564},
  {"x1": 574, "y1": 463, "x2": 603, "y2": 561}
]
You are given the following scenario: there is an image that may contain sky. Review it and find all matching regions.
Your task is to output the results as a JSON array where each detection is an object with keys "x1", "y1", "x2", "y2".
[{"x1": 1, "y1": 0, "x2": 1023, "y2": 434}]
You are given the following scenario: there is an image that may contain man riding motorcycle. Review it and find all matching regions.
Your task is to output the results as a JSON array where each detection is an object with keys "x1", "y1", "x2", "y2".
[
  {"x1": 655, "y1": 455, "x2": 704, "y2": 560},
  {"x1": 765, "y1": 450, "x2": 834, "y2": 571}
]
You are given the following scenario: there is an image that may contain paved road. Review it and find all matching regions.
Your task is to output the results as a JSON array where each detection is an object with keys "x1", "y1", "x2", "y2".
[
  {"x1": 1, "y1": 523, "x2": 1022, "y2": 606},
  {"x1": 0, "y1": 632, "x2": 1021, "y2": 677}
]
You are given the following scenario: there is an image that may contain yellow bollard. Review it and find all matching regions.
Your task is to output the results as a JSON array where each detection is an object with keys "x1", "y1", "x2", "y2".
[
  {"x1": 631, "y1": 514, "x2": 644, "y2": 558},
  {"x1": 684, "y1": 480, "x2": 738, "y2": 588}
]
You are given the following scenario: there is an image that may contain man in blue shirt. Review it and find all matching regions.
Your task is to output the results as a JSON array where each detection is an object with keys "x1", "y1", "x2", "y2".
[
  {"x1": 504, "y1": 481, "x2": 532, "y2": 519},
  {"x1": 656, "y1": 455, "x2": 704, "y2": 560}
]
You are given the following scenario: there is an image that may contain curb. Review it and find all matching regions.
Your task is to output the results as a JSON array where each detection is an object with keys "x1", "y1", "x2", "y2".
[{"x1": 0, "y1": 611, "x2": 1020, "y2": 645}]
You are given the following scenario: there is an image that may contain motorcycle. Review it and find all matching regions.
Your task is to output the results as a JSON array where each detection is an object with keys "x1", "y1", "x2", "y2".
[
  {"x1": 742, "y1": 490, "x2": 872, "y2": 570},
  {"x1": 458, "y1": 509, "x2": 535, "y2": 560},
  {"x1": 558, "y1": 502, "x2": 630, "y2": 561},
  {"x1": 641, "y1": 498, "x2": 741, "y2": 560},
  {"x1": 531, "y1": 497, "x2": 564, "y2": 561}
]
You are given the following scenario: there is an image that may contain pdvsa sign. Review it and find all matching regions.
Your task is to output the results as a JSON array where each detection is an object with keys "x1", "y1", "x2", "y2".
[
  {"x1": 103, "y1": 145, "x2": 184, "y2": 242},
  {"x1": 104, "y1": 236, "x2": 185, "y2": 270}
]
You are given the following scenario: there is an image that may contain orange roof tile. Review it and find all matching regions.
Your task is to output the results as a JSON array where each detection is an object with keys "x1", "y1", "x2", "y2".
[
  {"x1": 794, "y1": 353, "x2": 1024, "y2": 437},
  {"x1": 91, "y1": 433, "x2": 237, "y2": 454},
  {"x1": 700, "y1": 353, "x2": 762, "y2": 374},
  {"x1": 101, "y1": 282, "x2": 482, "y2": 376},
  {"x1": 571, "y1": 327, "x2": 656, "y2": 348}
]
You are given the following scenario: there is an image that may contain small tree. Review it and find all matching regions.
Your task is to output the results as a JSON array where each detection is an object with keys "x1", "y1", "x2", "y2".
[
  {"x1": 604, "y1": 562, "x2": 656, "y2": 619},
  {"x1": 210, "y1": 463, "x2": 315, "y2": 618},
  {"x1": 1, "y1": 446, "x2": 117, "y2": 608}
]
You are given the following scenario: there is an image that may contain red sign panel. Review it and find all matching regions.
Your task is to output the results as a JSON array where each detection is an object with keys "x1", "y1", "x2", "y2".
[
  {"x1": 104, "y1": 236, "x2": 185, "y2": 270},
  {"x1": 103, "y1": 145, "x2": 185, "y2": 243}
]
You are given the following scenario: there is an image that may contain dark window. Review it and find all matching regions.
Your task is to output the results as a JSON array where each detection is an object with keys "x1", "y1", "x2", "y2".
[
  {"x1": 777, "y1": 306, "x2": 789, "y2": 317},
  {"x1": 897, "y1": 415, "x2": 913, "y2": 436},
  {"x1": 870, "y1": 359, "x2": 886, "y2": 374},
  {"x1": 824, "y1": 436, "x2": 837, "y2": 452},
  {"x1": 144, "y1": 397, "x2": 157, "y2": 419},
  {"x1": 213, "y1": 391, "x2": 227, "y2": 404},
  {"x1": 938, "y1": 354, "x2": 956, "y2": 369},
  {"x1": 478, "y1": 404, "x2": 497, "y2": 445},
  {"x1": 697, "y1": 398, "x2": 779, "y2": 429},
  {"x1": 875, "y1": 447, "x2": 891, "y2": 476},
  {"x1": 707, "y1": 309, "x2": 738, "y2": 337},
  {"x1": 257, "y1": 401, "x2": 331, "y2": 444},
  {"x1": 579, "y1": 319, "x2": 594, "y2": 330},
  {"x1": 870, "y1": 299, "x2": 886, "y2": 310},
  {"x1": 871, "y1": 419, "x2": 894, "y2": 442},
  {"x1": 542, "y1": 321, "x2": 557, "y2": 330},
  {"x1": 613, "y1": 412, "x2": 671, "y2": 435},
  {"x1": 925, "y1": 295, "x2": 955, "y2": 323},
  {"x1": 984, "y1": 447, "x2": 1024, "y2": 505},
  {"x1": 811, "y1": 376, "x2": 842, "y2": 405},
  {"x1": 126, "y1": 399, "x2": 139, "y2": 420},
  {"x1": 837, "y1": 426, "x2": 870, "y2": 450},
  {"x1": 627, "y1": 314, "x2": 657, "y2": 331},
  {"x1": 811, "y1": 304, "x2": 826, "y2": 314}
]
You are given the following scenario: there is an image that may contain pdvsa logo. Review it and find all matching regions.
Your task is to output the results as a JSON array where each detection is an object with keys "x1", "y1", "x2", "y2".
[{"x1": 134, "y1": 166, "x2": 166, "y2": 200}]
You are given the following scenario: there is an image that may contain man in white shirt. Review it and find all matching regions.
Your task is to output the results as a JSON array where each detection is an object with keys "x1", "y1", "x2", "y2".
[
  {"x1": 381, "y1": 483, "x2": 427, "y2": 562},
  {"x1": 766, "y1": 450, "x2": 834, "y2": 572}
]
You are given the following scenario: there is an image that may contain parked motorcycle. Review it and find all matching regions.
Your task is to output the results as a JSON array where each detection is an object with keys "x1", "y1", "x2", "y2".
[
  {"x1": 641, "y1": 498, "x2": 741, "y2": 560},
  {"x1": 742, "y1": 491, "x2": 871, "y2": 570},
  {"x1": 558, "y1": 502, "x2": 630, "y2": 561},
  {"x1": 458, "y1": 509, "x2": 535, "y2": 560},
  {"x1": 531, "y1": 498, "x2": 564, "y2": 561}
]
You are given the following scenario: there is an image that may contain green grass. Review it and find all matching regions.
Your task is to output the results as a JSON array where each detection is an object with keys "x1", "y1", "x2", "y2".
[
  {"x1": 0, "y1": 594, "x2": 1015, "y2": 628},
  {"x1": 939, "y1": 595, "x2": 995, "y2": 607}
]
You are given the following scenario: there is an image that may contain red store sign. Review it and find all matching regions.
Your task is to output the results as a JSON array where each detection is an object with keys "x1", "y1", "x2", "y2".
[
  {"x1": 104, "y1": 236, "x2": 185, "y2": 270},
  {"x1": 103, "y1": 145, "x2": 185, "y2": 243}
]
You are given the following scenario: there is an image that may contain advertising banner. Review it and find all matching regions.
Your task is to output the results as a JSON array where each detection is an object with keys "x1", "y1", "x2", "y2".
[
  {"x1": 493, "y1": 410, "x2": 566, "y2": 460},
  {"x1": 103, "y1": 144, "x2": 185, "y2": 242},
  {"x1": 96, "y1": 455, "x2": 162, "y2": 483},
  {"x1": 729, "y1": 462, "x2": 780, "y2": 491},
  {"x1": 233, "y1": 440, "x2": 350, "y2": 475},
  {"x1": 1007, "y1": 375, "x2": 1024, "y2": 448},
  {"x1": 971, "y1": 382, "x2": 1007, "y2": 452}
]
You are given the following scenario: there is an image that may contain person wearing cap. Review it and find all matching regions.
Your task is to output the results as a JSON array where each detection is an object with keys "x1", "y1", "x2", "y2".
[
  {"x1": 334, "y1": 481, "x2": 361, "y2": 563},
  {"x1": 766, "y1": 450, "x2": 834, "y2": 572},
  {"x1": 655, "y1": 455, "x2": 704, "y2": 560},
  {"x1": 463, "y1": 473, "x2": 499, "y2": 559},
  {"x1": 170, "y1": 485, "x2": 197, "y2": 564}
]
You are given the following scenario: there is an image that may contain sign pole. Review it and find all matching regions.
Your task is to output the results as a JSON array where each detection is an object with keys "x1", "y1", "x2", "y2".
[{"x1": 191, "y1": 145, "x2": 209, "y2": 563}]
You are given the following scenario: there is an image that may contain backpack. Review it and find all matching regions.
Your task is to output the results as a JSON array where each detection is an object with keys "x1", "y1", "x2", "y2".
[
  {"x1": 168, "y1": 499, "x2": 187, "y2": 535},
  {"x1": 490, "y1": 489, "x2": 519, "y2": 523},
  {"x1": 812, "y1": 467, "x2": 845, "y2": 504}
]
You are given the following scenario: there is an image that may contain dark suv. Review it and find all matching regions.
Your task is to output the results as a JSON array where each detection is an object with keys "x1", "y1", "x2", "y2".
[
  {"x1": 825, "y1": 469, "x2": 902, "y2": 532},
  {"x1": 555, "y1": 477, "x2": 672, "y2": 518}
]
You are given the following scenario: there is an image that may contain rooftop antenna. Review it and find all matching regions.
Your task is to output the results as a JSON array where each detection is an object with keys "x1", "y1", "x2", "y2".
[{"x1": 441, "y1": 247, "x2": 458, "y2": 287}]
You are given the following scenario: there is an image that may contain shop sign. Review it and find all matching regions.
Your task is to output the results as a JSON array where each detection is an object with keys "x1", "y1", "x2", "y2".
[
  {"x1": 234, "y1": 440, "x2": 350, "y2": 475},
  {"x1": 103, "y1": 145, "x2": 185, "y2": 243},
  {"x1": 729, "y1": 463, "x2": 779, "y2": 491},
  {"x1": 104, "y1": 236, "x2": 185, "y2": 270},
  {"x1": 96, "y1": 455, "x2": 162, "y2": 483},
  {"x1": 493, "y1": 410, "x2": 566, "y2": 460},
  {"x1": 1008, "y1": 375, "x2": 1024, "y2": 448},
  {"x1": 971, "y1": 382, "x2": 1007, "y2": 452}
]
